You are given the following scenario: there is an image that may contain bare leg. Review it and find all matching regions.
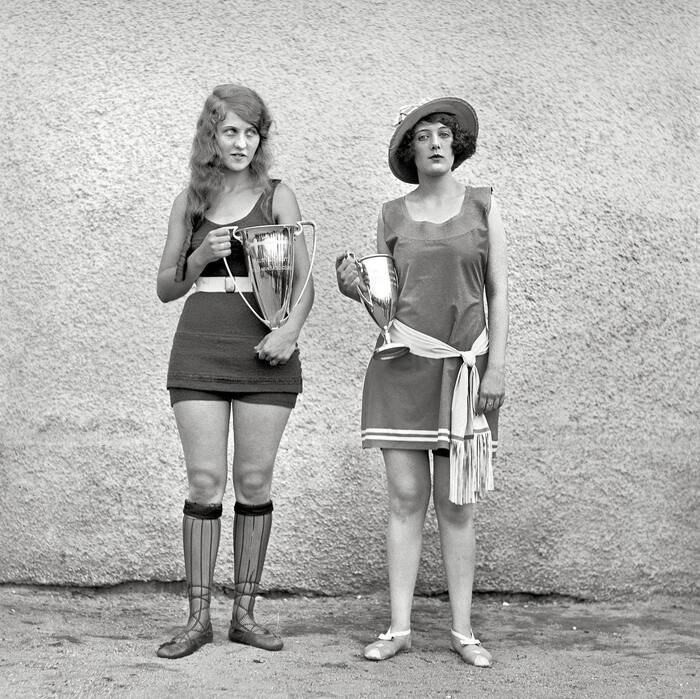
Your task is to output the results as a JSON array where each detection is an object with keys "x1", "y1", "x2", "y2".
[
  {"x1": 433, "y1": 453, "x2": 476, "y2": 634},
  {"x1": 230, "y1": 400, "x2": 291, "y2": 504},
  {"x1": 433, "y1": 452, "x2": 492, "y2": 667},
  {"x1": 174, "y1": 400, "x2": 231, "y2": 504},
  {"x1": 157, "y1": 400, "x2": 230, "y2": 659},
  {"x1": 364, "y1": 449, "x2": 431, "y2": 660},
  {"x1": 384, "y1": 449, "x2": 431, "y2": 631},
  {"x1": 228, "y1": 400, "x2": 292, "y2": 650}
]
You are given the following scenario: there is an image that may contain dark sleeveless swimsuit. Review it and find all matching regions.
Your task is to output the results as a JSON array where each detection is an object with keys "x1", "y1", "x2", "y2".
[{"x1": 166, "y1": 180, "x2": 302, "y2": 402}]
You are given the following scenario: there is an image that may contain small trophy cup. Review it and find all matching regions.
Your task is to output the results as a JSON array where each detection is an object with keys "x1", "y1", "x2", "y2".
[
  {"x1": 229, "y1": 221, "x2": 316, "y2": 329},
  {"x1": 349, "y1": 252, "x2": 409, "y2": 360}
]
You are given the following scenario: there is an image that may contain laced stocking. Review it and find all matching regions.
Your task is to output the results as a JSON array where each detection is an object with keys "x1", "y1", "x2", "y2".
[
  {"x1": 176, "y1": 510, "x2": 221, "y2": 641},
  {"x1": 231, "y1": 501, "x2": 273, "y2": 633}
]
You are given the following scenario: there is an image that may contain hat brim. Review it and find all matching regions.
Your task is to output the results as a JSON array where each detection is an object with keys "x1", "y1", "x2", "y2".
[{"x1": 388, "y1": 97, "x2": 478, "y2": 184}]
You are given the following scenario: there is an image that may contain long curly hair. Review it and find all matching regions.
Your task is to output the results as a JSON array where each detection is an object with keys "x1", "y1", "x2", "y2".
[
  {"x1": 186, "y1": 84, "x2": 273, "y2": 233},
  {"x1": 175, "y1": 84, "x2": 273, "y2": 280},
  {"x1": 395, "y1": 112, "x2": 476, "y2": 175}
]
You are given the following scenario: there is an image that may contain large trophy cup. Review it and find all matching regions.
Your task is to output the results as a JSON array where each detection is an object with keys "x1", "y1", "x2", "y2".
[
  {"x1": 226, "y1": 221, "x2": 316, "y2": 329},
  {"x1": 350, "y1": 252, "x2": 409, "y2": 360}
]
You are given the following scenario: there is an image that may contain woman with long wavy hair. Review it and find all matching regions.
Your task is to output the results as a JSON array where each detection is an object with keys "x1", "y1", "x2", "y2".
[{"x1": 156, "y1": 83, "x2": 314, "y2": 659}]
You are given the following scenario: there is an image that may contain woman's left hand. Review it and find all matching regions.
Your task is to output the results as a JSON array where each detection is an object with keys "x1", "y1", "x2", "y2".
[
  {"x1": 477, "y1": 366, "x2": 505, "y2": 414},
  {"x1": 254, "y1": 327, "x2": 299, "y2": 366}
]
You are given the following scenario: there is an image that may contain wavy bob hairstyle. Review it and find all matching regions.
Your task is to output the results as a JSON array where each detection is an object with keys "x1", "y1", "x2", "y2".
[
  {"x1": 388, "y1": 97, "x2": 478, "y2": 183},
  {"x1": 395, "y1": 112, "x2": 476, "y2": 183}
]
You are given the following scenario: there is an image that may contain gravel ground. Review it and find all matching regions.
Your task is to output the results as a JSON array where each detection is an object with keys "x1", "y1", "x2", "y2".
[{"x1": 0, "y1": 585, "x2": 697, "y2": 698}]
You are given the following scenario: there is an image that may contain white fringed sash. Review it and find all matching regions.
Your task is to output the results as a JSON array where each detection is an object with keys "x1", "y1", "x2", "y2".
[{"x1": 389, "y1": 319, "x2": 494, "y2": 505}]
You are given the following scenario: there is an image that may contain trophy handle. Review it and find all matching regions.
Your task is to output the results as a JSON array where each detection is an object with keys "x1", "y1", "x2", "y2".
[
  {"x1": 287, "y1": 220, "x2": 317, "y2": 315},
  {"x1": 344, "y1": 251, "x2": 373, "y2": 309}
]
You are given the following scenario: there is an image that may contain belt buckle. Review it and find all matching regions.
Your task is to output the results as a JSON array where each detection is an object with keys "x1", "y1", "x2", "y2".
[{"x1": 224, "y1": 277, "x2": 236, "y2": 293}]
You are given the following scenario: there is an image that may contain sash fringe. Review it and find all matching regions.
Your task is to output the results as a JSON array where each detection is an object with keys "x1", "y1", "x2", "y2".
[
  {"x1": 389, "y1": 319, "x2": 495, "y2": 505},
  {"x1": 449, "y1": 430, "x2": 494, "y2": 505}
]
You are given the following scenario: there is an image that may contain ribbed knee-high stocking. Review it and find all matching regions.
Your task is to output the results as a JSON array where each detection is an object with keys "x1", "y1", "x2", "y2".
[
  {"x1": 183, "y1": 502, "x2": 221, "y2": 634},
  {"x1": 157, "y1": 500, "x2": 221, "y2": 659},
  {"x1": 228, "y1": 500, "x2": 282, "y2": 650}
]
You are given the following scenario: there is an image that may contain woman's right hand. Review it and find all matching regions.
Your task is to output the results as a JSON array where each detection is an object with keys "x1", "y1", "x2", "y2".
[
  {"x1": 335, "y1": 252, "x2": 365, "y2": 300},
  {"x1": 194, "y1": 226, "x2": 233, "y2": 266}
]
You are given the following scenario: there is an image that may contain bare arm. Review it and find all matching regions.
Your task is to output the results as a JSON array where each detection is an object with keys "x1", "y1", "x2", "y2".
[
  {"x1": 254, "y1": 182, "x2": 315, "y2": 365},
  {"x1": 275, "y1": 182, "x2": 314, "y2": 337},
  {"x1": 478, "y1": 194, "x2": 509, "y2": 412},
  {"x1": 156, "y1": 191, "x2": 232, "y2": 303}
]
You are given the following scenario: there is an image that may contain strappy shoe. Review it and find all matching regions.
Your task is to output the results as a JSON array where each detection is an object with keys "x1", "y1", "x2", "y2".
[
  {"x1": 228, "y1": 620, "x2": 283, "y2": 651},
  {"x1": 363, "y1": 629, "x2": 412, "y2": 661},
  {"x1": 156, "y1": 621, "x2": 213, "y2": 659},
  {"x1": 450, "y1": 629, "x2": 493, "y2": 667}
]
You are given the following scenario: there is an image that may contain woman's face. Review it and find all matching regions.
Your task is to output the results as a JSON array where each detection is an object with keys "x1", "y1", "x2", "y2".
[
  {"x1": 215, "y1": 110, "x2": 261, "y2": 172},
  {"x1": 412, "y1": 120, "x2": 454, "y2": 178}
]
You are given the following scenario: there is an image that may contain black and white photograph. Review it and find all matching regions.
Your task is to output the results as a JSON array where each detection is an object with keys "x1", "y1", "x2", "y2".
[{"x1": 0, "y1": 0, "x2": 697, "y2": 696}]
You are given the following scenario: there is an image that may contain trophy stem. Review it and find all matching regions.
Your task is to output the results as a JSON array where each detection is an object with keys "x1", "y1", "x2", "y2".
[
  {"x1": 373, "y1": 326, "x2": 410, "y2": 360},
  {"x1": 351, "y1": 251, "x2": 408, "y2": 360}
]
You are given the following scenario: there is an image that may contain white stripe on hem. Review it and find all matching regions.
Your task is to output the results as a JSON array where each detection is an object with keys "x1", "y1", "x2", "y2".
[
  {"x1": 362, "y1": 428, "x2": 451, "y2": 438},
  {"x1": 362, "y1": 435, "x2": 438, "y2": 444},
  {"x1": 362, "y1": 431, "x2": 499, "y2": 448}
]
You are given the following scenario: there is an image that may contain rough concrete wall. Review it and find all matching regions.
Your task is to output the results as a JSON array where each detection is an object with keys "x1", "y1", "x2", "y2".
[{"x1": 0, "y1": 0, "x2": 696, "y2": 600}]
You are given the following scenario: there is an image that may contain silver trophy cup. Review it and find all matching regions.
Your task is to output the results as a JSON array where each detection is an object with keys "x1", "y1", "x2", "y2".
[
  {"x1": 350, "y1": 252, "x2": 409, "y2": 360},
  {"x1": 230, "y1": 221, "x2": 316, "y2": 329}
]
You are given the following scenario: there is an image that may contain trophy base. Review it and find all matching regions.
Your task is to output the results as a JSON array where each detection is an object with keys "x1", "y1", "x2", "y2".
[{"x1": 374, "y1": 342, "x2": 410, "y2": 361}]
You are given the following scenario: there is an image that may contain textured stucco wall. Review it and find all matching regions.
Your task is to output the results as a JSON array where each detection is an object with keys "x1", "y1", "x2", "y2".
[{"x1": 1, "y1": 0, "x2": 697, "y2": 600}]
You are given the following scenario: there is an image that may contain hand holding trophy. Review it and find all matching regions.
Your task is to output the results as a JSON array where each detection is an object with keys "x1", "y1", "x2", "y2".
[{"x1": 345, "y1": 252, "x2": 409, "y2": 360}]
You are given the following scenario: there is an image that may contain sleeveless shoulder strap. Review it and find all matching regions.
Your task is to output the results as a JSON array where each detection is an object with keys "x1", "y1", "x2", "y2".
[
  {"x1": 469, "y1": 186, "x2": 493, "y2": 216},
  {"x1": 260, "y1": 178, "x2": 282, "y2": 222},
  {"x1": 380, "y1": 196, "x2": 405, "y2": 252}
]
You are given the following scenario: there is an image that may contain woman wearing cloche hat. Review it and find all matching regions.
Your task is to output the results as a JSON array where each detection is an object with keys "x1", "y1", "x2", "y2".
[{"x1": 336, "y1": 97, "x2": 509, "y2": 667}]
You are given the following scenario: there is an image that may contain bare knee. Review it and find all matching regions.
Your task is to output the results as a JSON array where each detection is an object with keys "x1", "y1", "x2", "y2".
[
  {"x1": 434, "y1": 493, "x2": 475, "y2": 526},
  {"x1": 233, "y1": 462, "x2": 273, "y2": 503},
  {"x1": 388, "y1": 486, "x2": 430, "y2": 521},
  {"x1": 188, "y1": 469, "x2": 225, "y2": 504}
]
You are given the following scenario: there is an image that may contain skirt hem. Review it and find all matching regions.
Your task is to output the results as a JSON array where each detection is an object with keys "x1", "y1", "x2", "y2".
[{"x1": 167, "y1": 377, "x2": 302, "y2": 394}]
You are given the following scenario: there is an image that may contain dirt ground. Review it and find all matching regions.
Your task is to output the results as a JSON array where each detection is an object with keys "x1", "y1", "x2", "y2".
[{"x1": 0, "y1": 584, "x2": 697, "y2": 698}]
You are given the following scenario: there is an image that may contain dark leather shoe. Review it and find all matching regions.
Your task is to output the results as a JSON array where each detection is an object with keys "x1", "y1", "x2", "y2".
[
  {"x1": 156, "y1": 623, "x2": 213, "y2": 659},
  {"x1": 228, "y1": 623, "x2": 283, "y2": 651}
]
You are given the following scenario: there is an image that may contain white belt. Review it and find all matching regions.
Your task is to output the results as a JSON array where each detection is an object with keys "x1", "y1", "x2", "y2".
[{"x1": 195, "y1": 276, "x2": 253, "y2": 293}]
